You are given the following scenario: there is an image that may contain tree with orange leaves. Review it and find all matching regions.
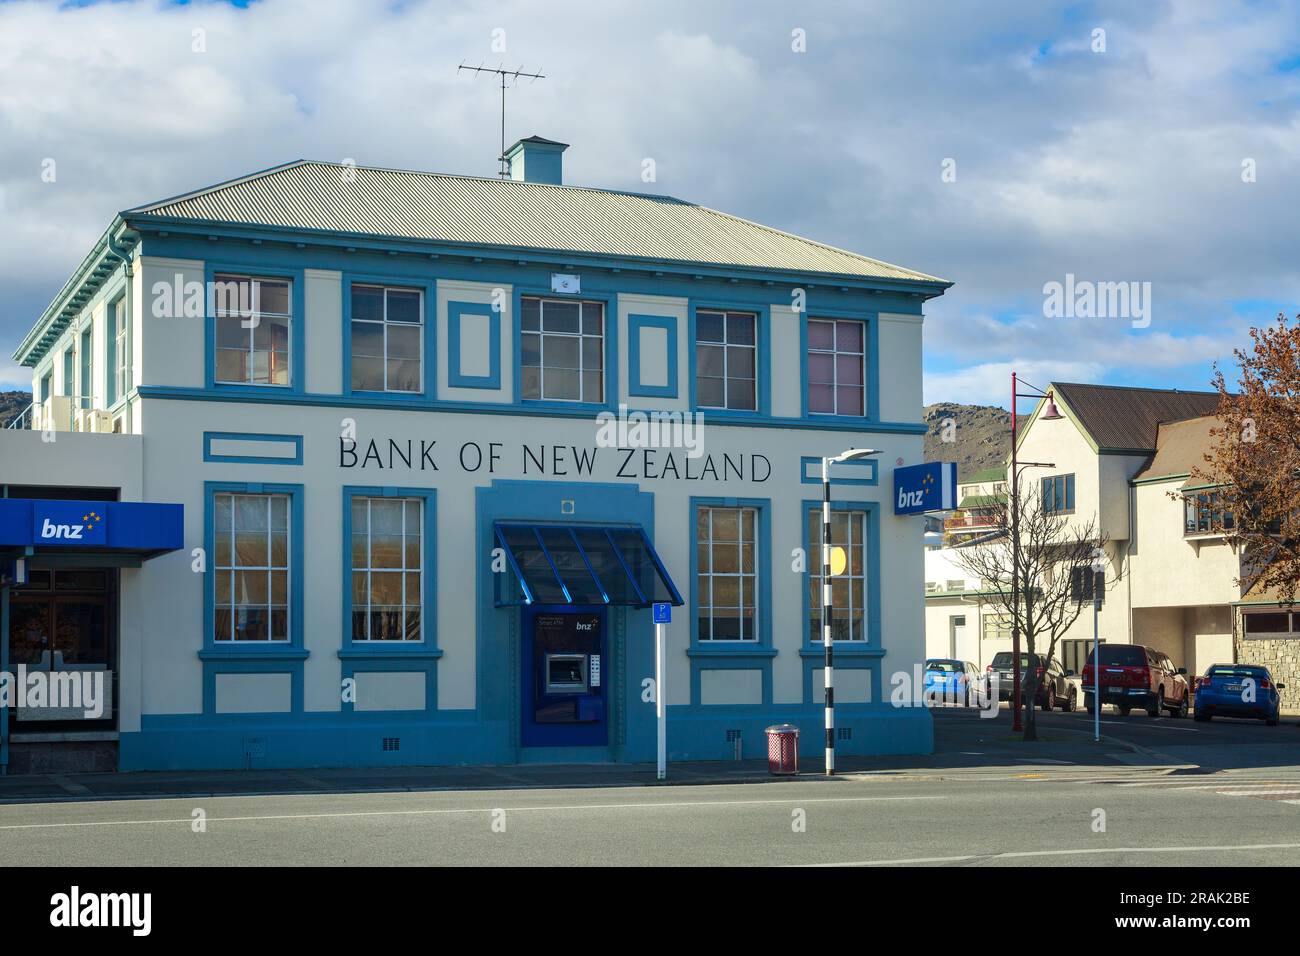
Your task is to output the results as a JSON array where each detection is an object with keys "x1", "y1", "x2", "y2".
[{"x1": 1197, "y1": 312, "x2": 1300, "y2": 601}]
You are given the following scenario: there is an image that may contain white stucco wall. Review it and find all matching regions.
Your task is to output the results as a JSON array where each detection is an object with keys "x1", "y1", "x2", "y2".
[
  {"x1": 618, "y1": 292, "x2": 689, "y2": 412},
  {"x1": 126, "y1": 397, "x2": 925, "y2": 719},
  {"x1": 876, "y1": 313, "x2": 923, "y2": 424}
]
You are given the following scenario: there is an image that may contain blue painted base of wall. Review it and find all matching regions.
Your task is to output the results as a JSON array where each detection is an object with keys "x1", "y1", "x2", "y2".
[
  {"x1": 666, "y1": 704, "x2": 933, "y2": 761},
  {"x1": 120, "y1": 712, "x2": 509, "y2": 771},
  {"x1": 118, "y1": 705, "x2": 933, "y2": 771}
]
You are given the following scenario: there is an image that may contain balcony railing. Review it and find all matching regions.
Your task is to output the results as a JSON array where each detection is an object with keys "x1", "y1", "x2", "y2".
[
  {"x1": 7, "y1": 396, "x2": 117, "y2": 433},
  {"x1": 4, "y1": 402, "x2": 33, "y2": 430},
  {"x1": 943, "y1": 511, "x2": 999, "y2": 531}
]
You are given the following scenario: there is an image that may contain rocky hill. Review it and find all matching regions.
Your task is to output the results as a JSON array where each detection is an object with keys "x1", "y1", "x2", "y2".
[
  {"x1": 922, "y1": 402, "x2": 1011, "y2": 480},
  {"x1": 0, "y1": 391, "x2": 33, "y2": 428}
]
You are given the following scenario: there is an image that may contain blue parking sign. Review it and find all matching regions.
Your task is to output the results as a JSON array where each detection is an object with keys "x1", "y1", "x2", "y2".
[{"x1": 653, "y1": 602, "x2": 671, "y2": 624}]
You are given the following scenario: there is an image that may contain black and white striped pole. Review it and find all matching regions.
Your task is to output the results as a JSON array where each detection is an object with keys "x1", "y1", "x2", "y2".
[{"x1": 821, "y1": 448, "x2": 880, "y2": 775}]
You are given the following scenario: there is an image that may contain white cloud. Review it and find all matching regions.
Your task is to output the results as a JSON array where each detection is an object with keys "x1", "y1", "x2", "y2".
[
  {"x1": 0, "y1": 0, "x2": 1296, "y2": 405},
  {"x1": 924, "y1": 360, "x2": 1106, "y2": 408},
  {"x1": 0, "y1": 356, "x2": 33, "y2": 392}
]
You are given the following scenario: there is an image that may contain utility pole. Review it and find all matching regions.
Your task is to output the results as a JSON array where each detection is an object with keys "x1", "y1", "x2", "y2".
[{"x1": 456, "y1": 63, "x2": 547, "y2": 176}]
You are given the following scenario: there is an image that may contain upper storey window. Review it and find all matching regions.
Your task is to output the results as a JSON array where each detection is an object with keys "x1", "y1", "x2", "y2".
[
  {"x1": 1042, "y1": 474, "x2": 1076, "y2": 514},
  {"x1": 807, "y1": 318, "x2": 865, "y2": 416},
  {"x1": 520, "y1": 296, "x2": 604, "y2": 403},
  {"x1": 695, "y1": 309, "x2": 756, "y2": 411},
  {"x1": 351, "y1": 284, "x2": 423, "y2": 393},
  {"x1": 213, "y1": 274, "x2": 292, "y2": 387}
]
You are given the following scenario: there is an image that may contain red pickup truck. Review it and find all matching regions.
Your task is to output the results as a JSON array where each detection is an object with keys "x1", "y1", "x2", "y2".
[{"x1": 1081, "y1": 644, "x2": 1190, "y2": 717}]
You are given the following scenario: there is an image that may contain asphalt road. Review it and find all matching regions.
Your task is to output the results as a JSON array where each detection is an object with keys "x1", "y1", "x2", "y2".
[
  {"x1": 0, "y1": 768, "x2": 1297, "y2": 866},
  {"x1": 1, "y1": 707, "x2": 1297, "y2": 866}
]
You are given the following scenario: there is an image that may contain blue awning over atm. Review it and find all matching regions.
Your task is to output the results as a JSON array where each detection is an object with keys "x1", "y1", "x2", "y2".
[
  {"x1": 0, "y1": 498, "x2": 183, "y2": 563},
  {"x1": 493, "y1": 522, "x2": 683, "y2": 608}
]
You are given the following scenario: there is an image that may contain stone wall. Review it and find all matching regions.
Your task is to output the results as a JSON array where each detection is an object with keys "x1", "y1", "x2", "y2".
[{"x1": 1235, "y1": 636, "x2": 1300, "y2": 713}]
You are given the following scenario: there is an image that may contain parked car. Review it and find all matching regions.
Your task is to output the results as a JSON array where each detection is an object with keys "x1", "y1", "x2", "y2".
[
  {"x1": 1081, "y1": 644, "x2": 1189, "y2": 717},
  {"x1": 924, "y1": 659, "x2": 981, "y2": 705},
  {"x1": 986, "y1": 652, "x2": 1077, "y2": 711},
  {"x1": 1193, "y1": 664, "x2": 1283, "y2": 725}
]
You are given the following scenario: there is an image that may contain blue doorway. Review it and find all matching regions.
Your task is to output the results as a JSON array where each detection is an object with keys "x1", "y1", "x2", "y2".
[{"x1": 521, "y1": 605, "x2": 608, "y2": 748}]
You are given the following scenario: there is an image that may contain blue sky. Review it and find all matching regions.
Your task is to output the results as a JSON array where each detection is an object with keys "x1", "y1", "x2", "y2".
[{"x1": 2, "y1": 0, "x2": 1298, "y2": 406}]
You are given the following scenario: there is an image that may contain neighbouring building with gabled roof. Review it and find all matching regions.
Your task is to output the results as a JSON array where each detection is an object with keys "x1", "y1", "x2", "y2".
[{"x1": 924, "y1": 383, "x2": 1297, "y2": 709}]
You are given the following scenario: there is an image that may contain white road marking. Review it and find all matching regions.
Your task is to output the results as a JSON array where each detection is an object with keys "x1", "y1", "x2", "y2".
[
  {"x1": 0, "y1": 793, "x2": 945, "y2": 831},
  {"x1": 801, "y1": 842, "x2": 1300, "y2": 867},
  {"x1": 1118, "y1": 778, "x2": 1300, "y2": 788}
]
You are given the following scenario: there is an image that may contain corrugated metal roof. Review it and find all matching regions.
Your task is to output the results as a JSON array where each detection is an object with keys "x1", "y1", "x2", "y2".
[
  {"x1": 1053, "y1": 382, "x2": 1222, "y2": 452},
  {"x1": 124, "y1": 160, "x2": 948, "y2": 283}
]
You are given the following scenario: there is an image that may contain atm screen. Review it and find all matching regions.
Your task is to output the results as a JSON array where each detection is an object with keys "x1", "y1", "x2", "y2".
[{"x1": 545, "y1": 653, "x2": 588, "y2": 694}]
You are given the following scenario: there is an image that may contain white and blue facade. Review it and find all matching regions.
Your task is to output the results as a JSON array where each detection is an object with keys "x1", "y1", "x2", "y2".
[{"x1": 3, "y1": 140, "x2": 950, "y2": 771}]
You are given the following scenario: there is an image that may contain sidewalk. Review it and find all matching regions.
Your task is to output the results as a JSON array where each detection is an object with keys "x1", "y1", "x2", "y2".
[{"x1": 0, "y1": 728, "x2": 1154, "y2": 805}]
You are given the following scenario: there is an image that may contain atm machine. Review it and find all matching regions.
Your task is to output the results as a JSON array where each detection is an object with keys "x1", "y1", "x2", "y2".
[{"x1": 521, "y1": 608, "x2": 607, "y2": 748}]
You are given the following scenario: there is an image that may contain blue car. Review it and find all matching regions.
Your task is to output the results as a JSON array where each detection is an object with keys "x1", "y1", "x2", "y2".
[
  {"x1": 924, "y1": 659, "x2": 980, "y2": 706},
  {"x1": 1193, "y1": 664, "x2": 1284, "y2": 725}
]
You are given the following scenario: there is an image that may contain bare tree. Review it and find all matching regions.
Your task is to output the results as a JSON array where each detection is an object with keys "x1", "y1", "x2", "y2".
[{"x1": 952, "y1": 482, "x2": 1120, "y2": 741}]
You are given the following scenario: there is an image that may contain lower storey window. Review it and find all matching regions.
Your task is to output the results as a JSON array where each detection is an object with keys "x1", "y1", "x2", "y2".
[
  {"x1": 806, "y1": 508, "x2": 867, "y2": 640},
  {"x1": 982, "y1": 614, "x2": 1012, "y2": 642},
  {"x1": 214, "y1": 492, "x2": 289, "y2": 642},
  {"x1": 351, "y1": 496, "x2": 423, "y2": 641},
  {"x1": 697, "y1": 506, "x2": 757, "y2": 641},
  {"x1": 1242, "y1": 610, "x2": 1300, "y2": 639},
  {"x1": 1060, "y1": 638, "x2": 1099, "y2": 675}
]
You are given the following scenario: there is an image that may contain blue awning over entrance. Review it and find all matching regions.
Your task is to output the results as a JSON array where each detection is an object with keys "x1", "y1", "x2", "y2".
[
  {"x1": 0, "y1": 498, "x2": 183, "y2": 562},
  {"x1": 493, "y1": 522, "x2": 683, "y2": 608}
]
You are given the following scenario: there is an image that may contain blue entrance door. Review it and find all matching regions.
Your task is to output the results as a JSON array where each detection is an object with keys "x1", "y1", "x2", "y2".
[{"x1": 521, "y1": 606, "x2": 608, "y2": 748}]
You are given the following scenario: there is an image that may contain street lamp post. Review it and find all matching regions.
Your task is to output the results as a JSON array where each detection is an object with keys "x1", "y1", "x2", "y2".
[
  {"x1": 1009, "y1": 372, "x2": 1062, "y2": 731},
  {"x1": 1090, "y1": 548, "x2": 1106, "y2": 743},
  {"x1": 821, "y1": 448, "x2": 880, "y2": 775}
]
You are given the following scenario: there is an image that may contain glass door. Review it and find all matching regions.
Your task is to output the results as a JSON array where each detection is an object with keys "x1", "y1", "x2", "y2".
[{"x1": 7, "y1": 569, "x2": 115, "y2": 726}]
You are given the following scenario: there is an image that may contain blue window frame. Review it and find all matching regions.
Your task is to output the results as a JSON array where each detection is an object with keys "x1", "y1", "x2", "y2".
[
  {"x1": 805, "y1": 504, "x2": 872, "y2": 642},
  {"x1": 798, "y1": 308, "x2": 879, "y2": 422},
  {"x1": 338, "y1": 486, "x2": 441, "y2": 715},
  {"x1": 806, "y1": 318, "x2": 866, "y2": 416},
  {"x1": 200, "y1": 481, "x2": 307, "y2": 714},
  {"x1": 520, "y1": 295, "x2": 605, "y2": 402},
  {"x1": 694, "y1": 308, "x2": 757, "y2": 411},
  {"x1": 799, "y1": 498, "x2": 883, "y2": 703},
  {"x1": 112, "y1": 295, "x2": 129, "y2": 403},
  {"x1": 345, "y1": 278, "x2": 434, "y2": 398},
  {"x1": 79, "y1": 327, "x2": 92, "y2": 407},
  {"x1": 203, "y1": 263, "x2": 305, "y2": 396},
  {"x1": 1042, "y1": 474, "x2": 1076, "y2": 514},
  {"x1": 342, "y1": 487, "x2": 437, "y2": 647},
  {"x1": 687, "y1": 301, "x2": 771, "y2": 417},
  {"x1": 686, "y1": 496, "x2": 776, "y2": 703},
  {"x1": 62, "y1": 347, "x2": 74, "y2": 398},
  {"x1": 105, "y1": 294, "x2": 128, "y2": 406}
]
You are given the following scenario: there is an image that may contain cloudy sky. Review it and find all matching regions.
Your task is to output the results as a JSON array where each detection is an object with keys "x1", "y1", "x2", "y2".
[{"x1": 1, "y1": 0, "x2": 1297, "y2": 407}]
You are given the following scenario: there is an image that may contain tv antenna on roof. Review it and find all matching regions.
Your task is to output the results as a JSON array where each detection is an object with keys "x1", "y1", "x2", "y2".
[{"x1": 457, "y1": 62, "x2": 547, "y2": 177}]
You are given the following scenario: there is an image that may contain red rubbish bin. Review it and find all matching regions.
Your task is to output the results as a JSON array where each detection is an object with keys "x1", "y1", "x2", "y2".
[{"x1": 765, "y1": 724, "x2": 800, "y2": 775}]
